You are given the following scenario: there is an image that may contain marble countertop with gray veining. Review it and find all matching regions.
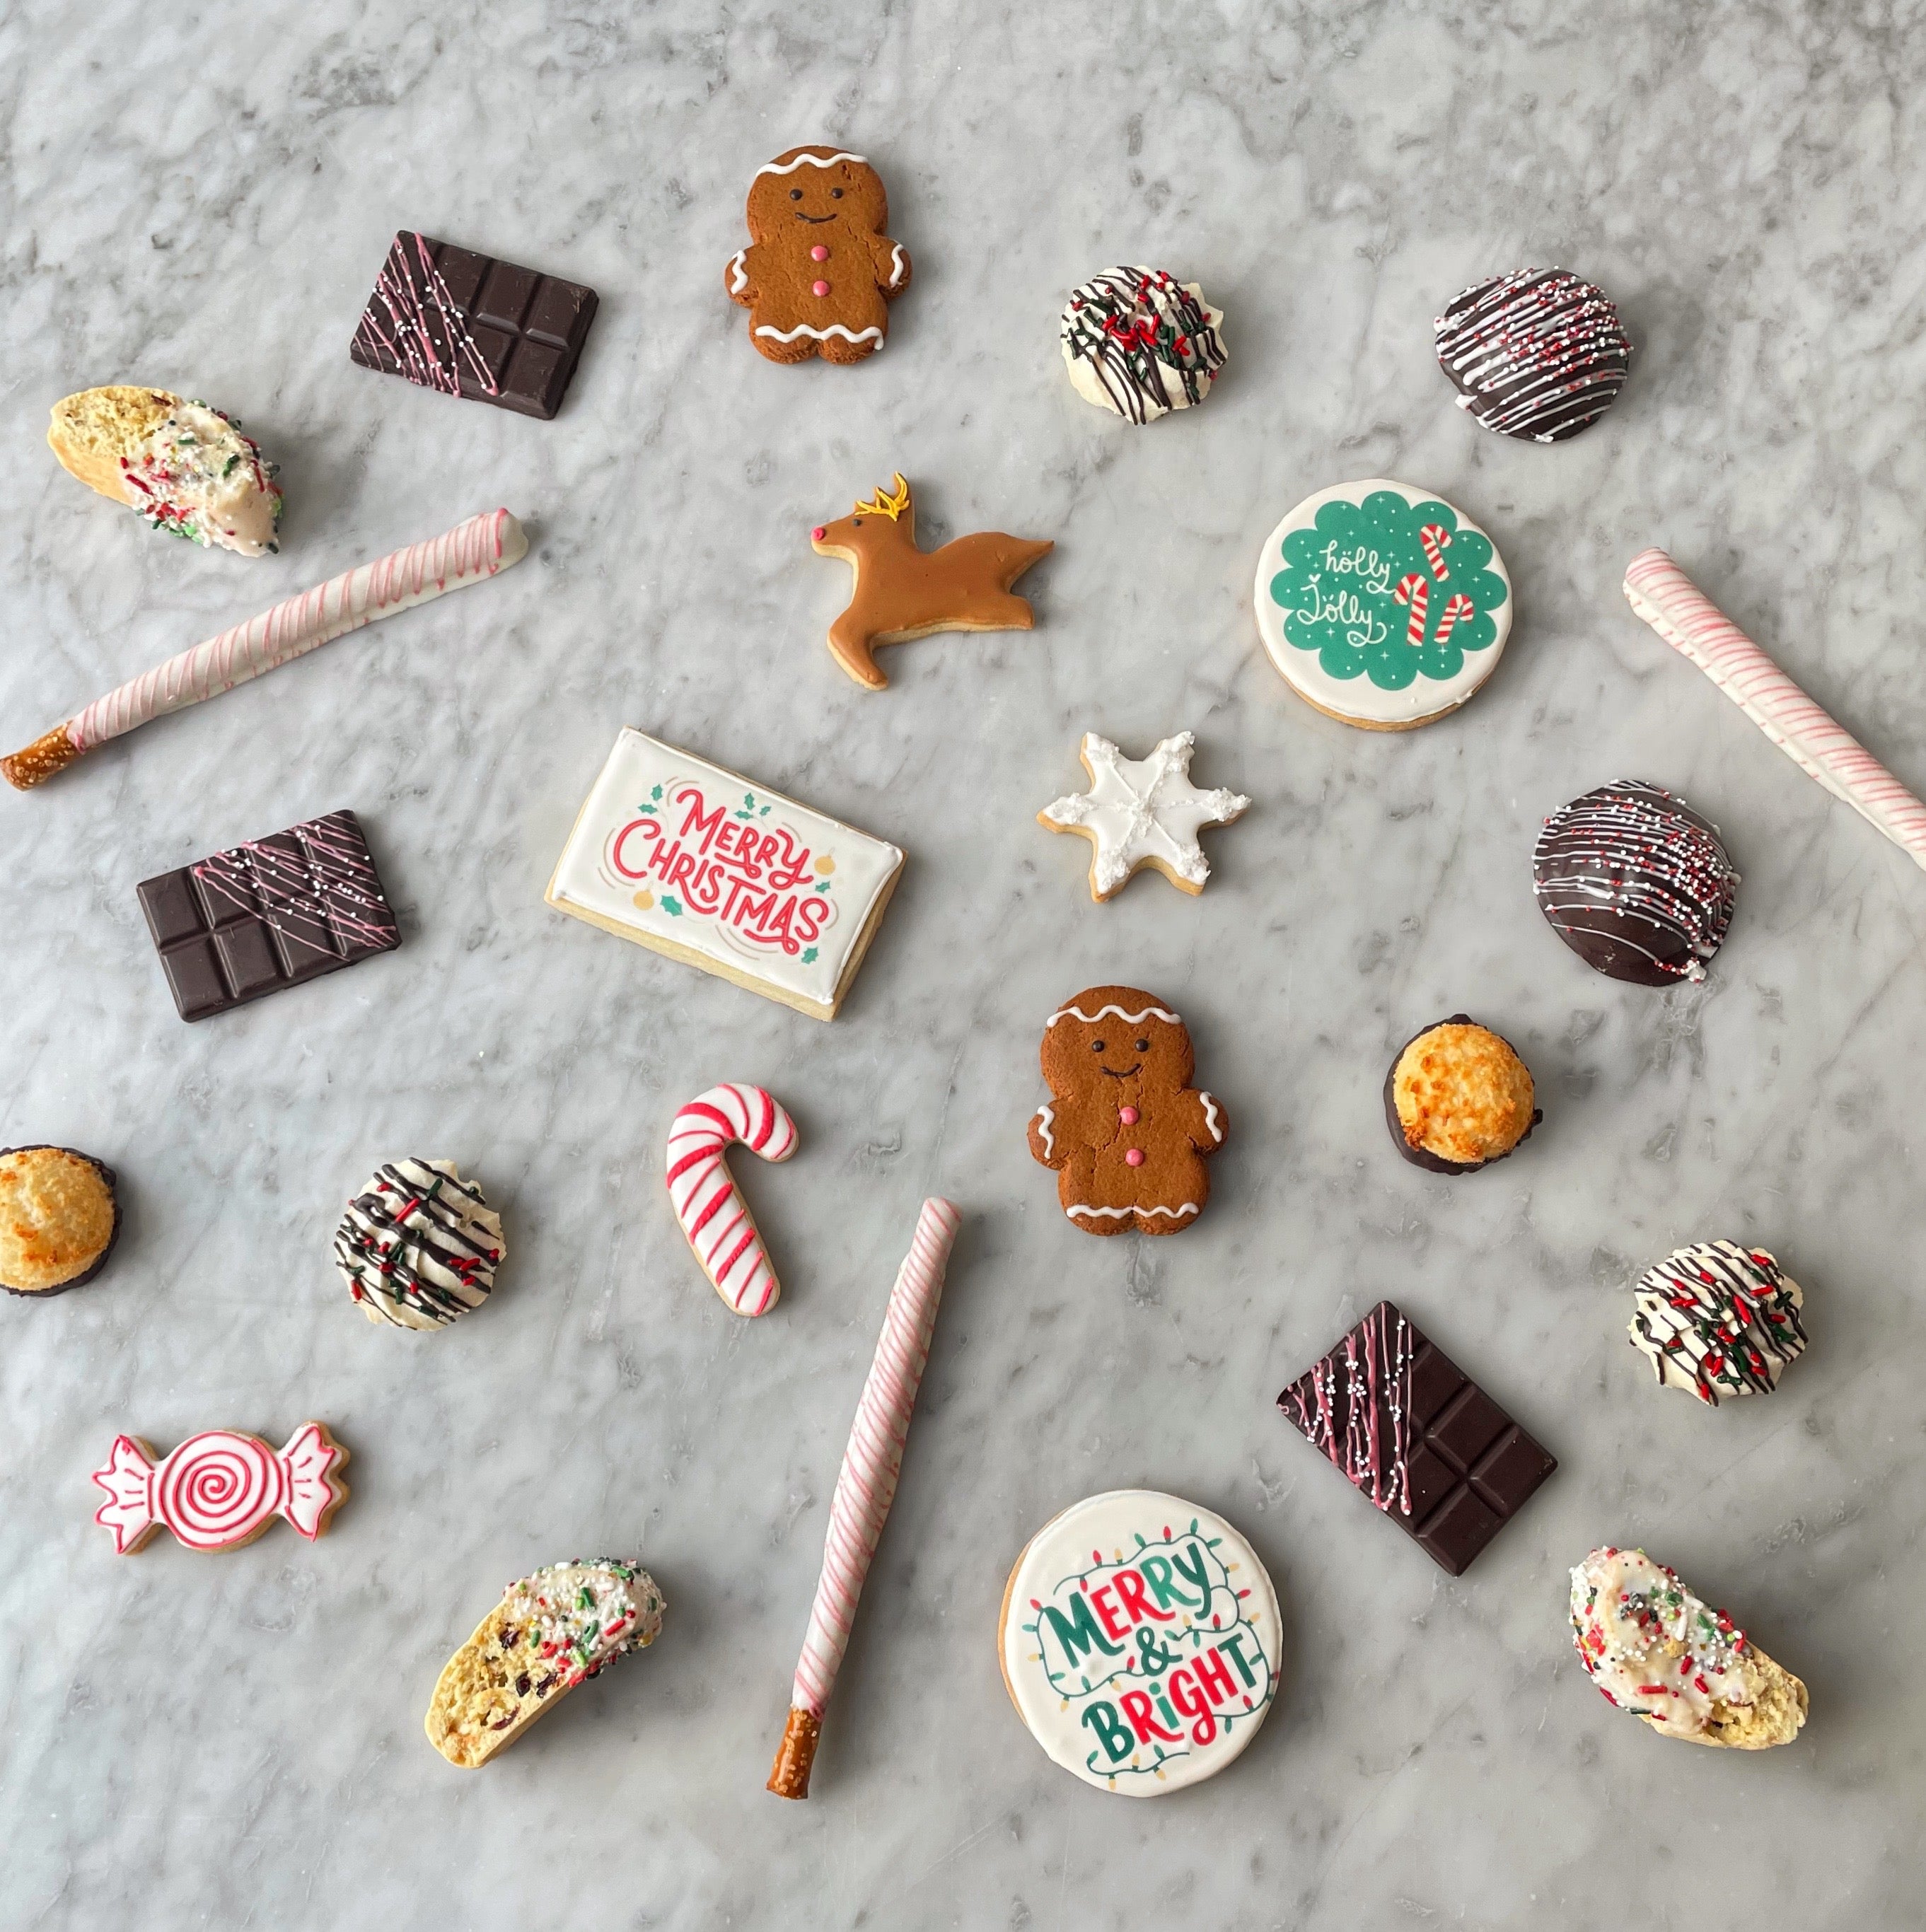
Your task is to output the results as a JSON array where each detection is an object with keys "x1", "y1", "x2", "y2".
[{"x1": 4, "y1": 3, "x2": 1924, "y2": 1927}]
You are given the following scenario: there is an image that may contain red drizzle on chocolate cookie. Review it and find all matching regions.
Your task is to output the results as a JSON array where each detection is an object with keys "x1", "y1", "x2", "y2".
[
  {"x1": 1533, "y1": 779, "x2": 1736, "y2": 986},
  {"x1": 1434, "y1": 267, "x2": 1631, "y2": 443}
]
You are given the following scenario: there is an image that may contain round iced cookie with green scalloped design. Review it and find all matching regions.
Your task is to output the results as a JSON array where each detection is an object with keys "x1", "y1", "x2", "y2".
[
  {"x1": 1253, "y1": 479, "x2": 1513, "y2": 730},
  {"x1": 997, "y1": 1489, "x2": 1282, "y2": 1796}
]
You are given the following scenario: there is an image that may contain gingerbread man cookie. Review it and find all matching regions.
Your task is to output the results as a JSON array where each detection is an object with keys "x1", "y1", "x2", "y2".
[
  {"x1": 726, "y1": 147, "x2": 911, "y2": 364},
  {"x1": 1027, "y1": 986, "x2": 1227, "y2": 1236}
]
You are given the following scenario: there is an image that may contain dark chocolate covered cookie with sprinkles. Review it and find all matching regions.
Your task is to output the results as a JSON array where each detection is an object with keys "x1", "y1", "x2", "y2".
[
  {"x1": 1533, "y1": 779, "x2": 1737, "y2": 985},
  {"x1": 1434, "y1": 267, "x2": 1631, "y2": 443}
]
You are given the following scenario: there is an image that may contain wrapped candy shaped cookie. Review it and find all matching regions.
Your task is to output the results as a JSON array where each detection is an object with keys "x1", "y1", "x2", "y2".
[
  {"x1": 1026, "y1": 986, "x2": 1227, "y2": 1236},
  {"x1": 725, "y1": 147, "x2": 911, "y2": 363}
]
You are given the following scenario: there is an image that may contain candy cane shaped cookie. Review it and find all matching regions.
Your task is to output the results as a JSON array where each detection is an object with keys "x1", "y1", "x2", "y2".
[
  {"x1": 1418, "y1": 522, "x2": 1453, "y2": 580},
  {"x1": 1432, "y1": 592, "x2": 1477, "y2": 649},
  {"x1": 1393, "y1": 574, "x2": 1429, "y2": 645},
  {"x1": 666, "y1": 1084, "x2": 799, "y2": 1316},
  {"x1": 768, "y1": 1198, "x2": 963, "y2": 1798}
]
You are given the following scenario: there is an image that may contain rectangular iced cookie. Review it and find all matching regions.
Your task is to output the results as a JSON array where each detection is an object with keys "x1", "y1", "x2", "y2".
[{"x1": 545, "y1": 729, "x2": 905, "y2": 1021}]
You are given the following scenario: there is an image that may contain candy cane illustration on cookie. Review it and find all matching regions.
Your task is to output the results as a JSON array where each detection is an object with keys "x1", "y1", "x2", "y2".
[
  {"x1": 91, "y1": 1424, "x2": 350, "y2": 1554},
  {"x1": 1418, "y1": 522, "x2": 1453, "y2": 580},
  {"x1": 666, "y1": 1084, "x2": 799, "y2": 1316},
  {"x1": 1393, "y1": 574, "x2": 1429, "y2": 645},
  {"x1": 1624, "y1": 547, "x2": 1926, "y2": 876},
  {"x1": 1432, "y1": 592, "x2": 1477, "y2": 649},
  {"x1": 768, "y1": 1197, "x2": 963, "y2": 1799}
]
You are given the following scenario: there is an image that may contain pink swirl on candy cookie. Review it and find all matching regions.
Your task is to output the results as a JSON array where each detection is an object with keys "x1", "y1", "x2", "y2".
[
  {"x1": 666, "y1": 1084, "x2": 799, "y2": 1316},
  {"x1": 91, "y1": 1423, "x2": 349, "y2": 1554}
]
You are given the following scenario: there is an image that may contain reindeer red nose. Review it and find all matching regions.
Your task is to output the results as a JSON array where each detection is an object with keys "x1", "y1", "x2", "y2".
[{"x1": 811, "y1": 525, "x2": 827, "y2": 541}]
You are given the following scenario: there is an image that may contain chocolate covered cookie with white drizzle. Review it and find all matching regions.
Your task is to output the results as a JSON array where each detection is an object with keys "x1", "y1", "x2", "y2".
[
  {"x1": 1533, "y1": 779, "x2": 1737, "y2": 985},
  {"x1": 333, "y1": 1158, "x2": 504, "y2": 1330},
  {"x1": 1060, "y1": 267, "x2": 1226, "y2": 423},
  {"x1": 1434, "y1": 267, "x2": 1632, "y2": 443},
  {"x1": 1629, "y1": 1241, "x2": 1806, "y2": 1405}
]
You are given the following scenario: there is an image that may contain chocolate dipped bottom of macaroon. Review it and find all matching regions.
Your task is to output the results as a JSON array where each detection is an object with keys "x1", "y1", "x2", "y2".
[
  {"x1": 1533, "y1": 779, "x2": 1737, "y2": 986},
  {"x1": 0, "y1": 1145, "x2": 121, "y2": 1296},
  {"x1": 1384, "y1": 1017, "x2": 1540, "y2": 1174}
]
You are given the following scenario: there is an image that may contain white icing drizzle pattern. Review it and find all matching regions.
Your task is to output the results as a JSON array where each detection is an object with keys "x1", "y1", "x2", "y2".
[
  {"x1": 1628, "y1": 1241, "x2": 1806, "y2": 1404},
  {"x1": 1199, "y1": 1094, "x2": 1223, "y2": 1144},
  {"x1": 886, "y1": 243, "x2": 907, "y2": 289},
  {"x1": 727, "y1": 250, "x2": 748, "y2": 295},
  {"x1": 755, "y1": 322, "x2": 885, "y2": 346},
  {"x1": 754, "y1": 151, "x2": 868, "y2": 178},
  {"x1": 1067, "y1": 1203, "x2": 1200, "y2": 1221},
  {"x1": 1033, "y1": 1105, "x2": 1055, "y2": 1159},
  {"x1": 1046, "y1": 1003, "x2": 1181, "y2": 1029},
  {"x1": 1040, "y1": 731, "x2": 1249, "y2": 897}
]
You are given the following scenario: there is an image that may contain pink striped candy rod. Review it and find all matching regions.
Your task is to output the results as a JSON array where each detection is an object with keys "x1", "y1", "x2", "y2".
[
  {"x1": 1624, "y1": 547, "x2": 1926, "y2": 875},
  {"x1": 1393, "y1": 573, "x2": 1429, "y2": 644},
  {"x1": 665, "y1": 1083, "x2": 799, "y2": 1316},
  {"x1": 1418, "y1": 522, "x2": 1453, "y2": 580},
  {"x1": 767, "y1": 1197, "x2": 963, "y2": 1799},
  {"x1": 3, "y1": 508, "x2": 528, "y2": 791},
  {"x1": 1432, "y1": 591, "x2": 1476, "y2": 649}
]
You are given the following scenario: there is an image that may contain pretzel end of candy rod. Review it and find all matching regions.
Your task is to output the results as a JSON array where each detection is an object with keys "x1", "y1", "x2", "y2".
[
  {"x1": 1, "y1": 725, "x2": 83, "y2": 791},
  {"x1": 767, "y1": 1704, "x2": 821, "y2": 1800}
]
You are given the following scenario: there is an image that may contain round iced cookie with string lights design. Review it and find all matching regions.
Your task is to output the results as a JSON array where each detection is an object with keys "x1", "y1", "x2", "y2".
[
  {"x1": 1253, "y1": 479, "x2": 1513, "y2": 730},
  {"x1": 998, "y1": 1489, "x2": 1281, "y2": 1796}
]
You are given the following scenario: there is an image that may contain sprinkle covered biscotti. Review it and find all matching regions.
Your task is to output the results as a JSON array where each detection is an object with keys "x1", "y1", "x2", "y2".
[{"x1": 426, "y1": 1560, "x2": 664, "y2": 1768}]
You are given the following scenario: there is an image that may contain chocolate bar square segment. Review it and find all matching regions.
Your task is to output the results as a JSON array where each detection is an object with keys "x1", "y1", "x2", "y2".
[
  {"x1": 1277, "y1": 1300, "x2": 1555, "y2": 1576},
  {"x1": 348, "y1": 231, "x2": 598, "y2": 420},
  {"x1": 136, "y1": 810, "x2": 399, "y2": 1023}
]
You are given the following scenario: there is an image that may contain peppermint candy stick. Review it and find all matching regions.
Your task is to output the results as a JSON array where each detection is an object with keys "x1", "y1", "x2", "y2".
[
  {"x1": 3, "y1": 508, "x2": 527, "y2": 791},
  {"x1": 767, "y1": 1197, "x2": 962, "y2": 1800},
  {"x1": 1624, "y1": 547, "x2": 1926, "y2": 875}
]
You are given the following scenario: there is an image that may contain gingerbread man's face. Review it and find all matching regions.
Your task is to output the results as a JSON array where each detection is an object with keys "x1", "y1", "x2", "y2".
[
  {"x1": 1040, "y1": 986, "x2": 1195, "y2": 1102},
  {"x1": 746, "y1": 149, "x2": 888, "y2": 246}
]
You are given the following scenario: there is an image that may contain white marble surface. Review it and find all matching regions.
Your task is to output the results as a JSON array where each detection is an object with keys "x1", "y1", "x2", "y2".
[{"x1": 4, "y1": 4, "x2": 1924, "y2": 1926}]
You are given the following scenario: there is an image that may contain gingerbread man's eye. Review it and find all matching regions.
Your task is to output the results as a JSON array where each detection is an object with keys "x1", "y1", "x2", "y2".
[
  {"x1": 1090, "y1": 1039, "x2": 1105, "y2": 1052},
  {"x1": 1135, "y1": 1038, "x2": 1150, "y2": 1052},
  {"x1": 830, "y1": 187, "x2": 844, "y2": 199},
  {"x1": 789, "y1": 188, "x2": 803, "y2": 201}
]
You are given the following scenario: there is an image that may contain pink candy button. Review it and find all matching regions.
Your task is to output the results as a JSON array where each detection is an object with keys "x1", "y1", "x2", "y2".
[
  {"x1": 811, "y1": 245, "x2": 829, "y2": 262},
  {"x1": 812, "y1": 279, "x2": 831, "y2": 296},
  {"x1": 1118, "y1": 1105, "x2": 1139, "y2": 1125},
  {"x1": 811, "y1": 526, "x2": 827, "y2": 541},
  {"x1": 1125, "y1": 1148, "x2": 1144, "y2": 1168}
]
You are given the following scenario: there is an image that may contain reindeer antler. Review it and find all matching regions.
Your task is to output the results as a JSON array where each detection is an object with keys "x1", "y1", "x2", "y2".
[{"x1": 852, "y1": 474, "x2": 912, "y2": 521}]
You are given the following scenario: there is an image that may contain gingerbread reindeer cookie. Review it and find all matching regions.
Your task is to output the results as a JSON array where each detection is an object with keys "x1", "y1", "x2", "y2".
[
  {"x1": 726, "y1": 147, "x2": 911, "y2": 364},
  {"x1": 1026, "y1": 985, "x2": 1228, "y2": 1237},
  {"x1": 811, "y1": 475, "x2": 1053, "y2": 689}
]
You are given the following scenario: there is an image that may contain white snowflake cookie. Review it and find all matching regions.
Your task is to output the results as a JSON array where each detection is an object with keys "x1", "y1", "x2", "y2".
[{"x1": 1038, "y1": 731, "x2": 1250, "y2": 900}]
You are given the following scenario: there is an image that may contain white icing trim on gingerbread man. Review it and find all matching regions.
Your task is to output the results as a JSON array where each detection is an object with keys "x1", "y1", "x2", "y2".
[
  {"x1": 1046, "y1": 1001, "x2": 1182, "y2": 1029},
  {"x1": 1033, "y1": 1104, "x2": 1055, "y2": 1160},
  {"x1": 754, "y1": 149, "x2": 868, "y2": 178},
  {"x1": 1067, "y1": 1202, "x2": 1200, "y2": 1221},
  {"x1": 1200, "y1": 1093, "x2": 1224, "y2": 1143},
  {"x1": 755, "y1": 322, "x2": 885, "y2": 346},
  {"x1": 727, "y1": 250, "x2": 749, "y2": 296}
]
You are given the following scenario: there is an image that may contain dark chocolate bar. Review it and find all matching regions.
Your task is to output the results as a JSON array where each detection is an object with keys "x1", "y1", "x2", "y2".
[
  {"x1": 137, "y1": 809, "x2": 400, "y2": 1023},
  {"x1": 1277, "y1": 1300, "x2": 1555, "y2": 1575},
  {"x1": 349, "y1": 232, "x2": 597, "y2": 419}
]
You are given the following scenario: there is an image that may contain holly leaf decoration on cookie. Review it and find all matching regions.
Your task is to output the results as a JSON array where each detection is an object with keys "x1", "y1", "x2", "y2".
[
  {"x1": 661, "y1": 895, "x2": 683, "y2": 916},
  {"x1": 801, "y1": 946, "x2": 818, "y2": 964},
  {"x1": 1270, "y1": 491, "x2": 1507, "y2": 692}
]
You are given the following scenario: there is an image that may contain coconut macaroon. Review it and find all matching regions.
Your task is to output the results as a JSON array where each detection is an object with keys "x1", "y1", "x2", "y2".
[
  {"x1": 48, "y1": 385, "x2": 282, "y2": 555},
  {"x1": 0, "y1": 1145, "x2": 120, "y2": 1297},
  {"x1": 1570, "y1": 1546, "x2": 1807, "y2": 1749},
  {"x1": 1384, "y1": 1016, "x2": 1540, "y2": 1173},
  {"x1": 425, "y1": 1560, "x2": 664, "y2": 1768}
]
